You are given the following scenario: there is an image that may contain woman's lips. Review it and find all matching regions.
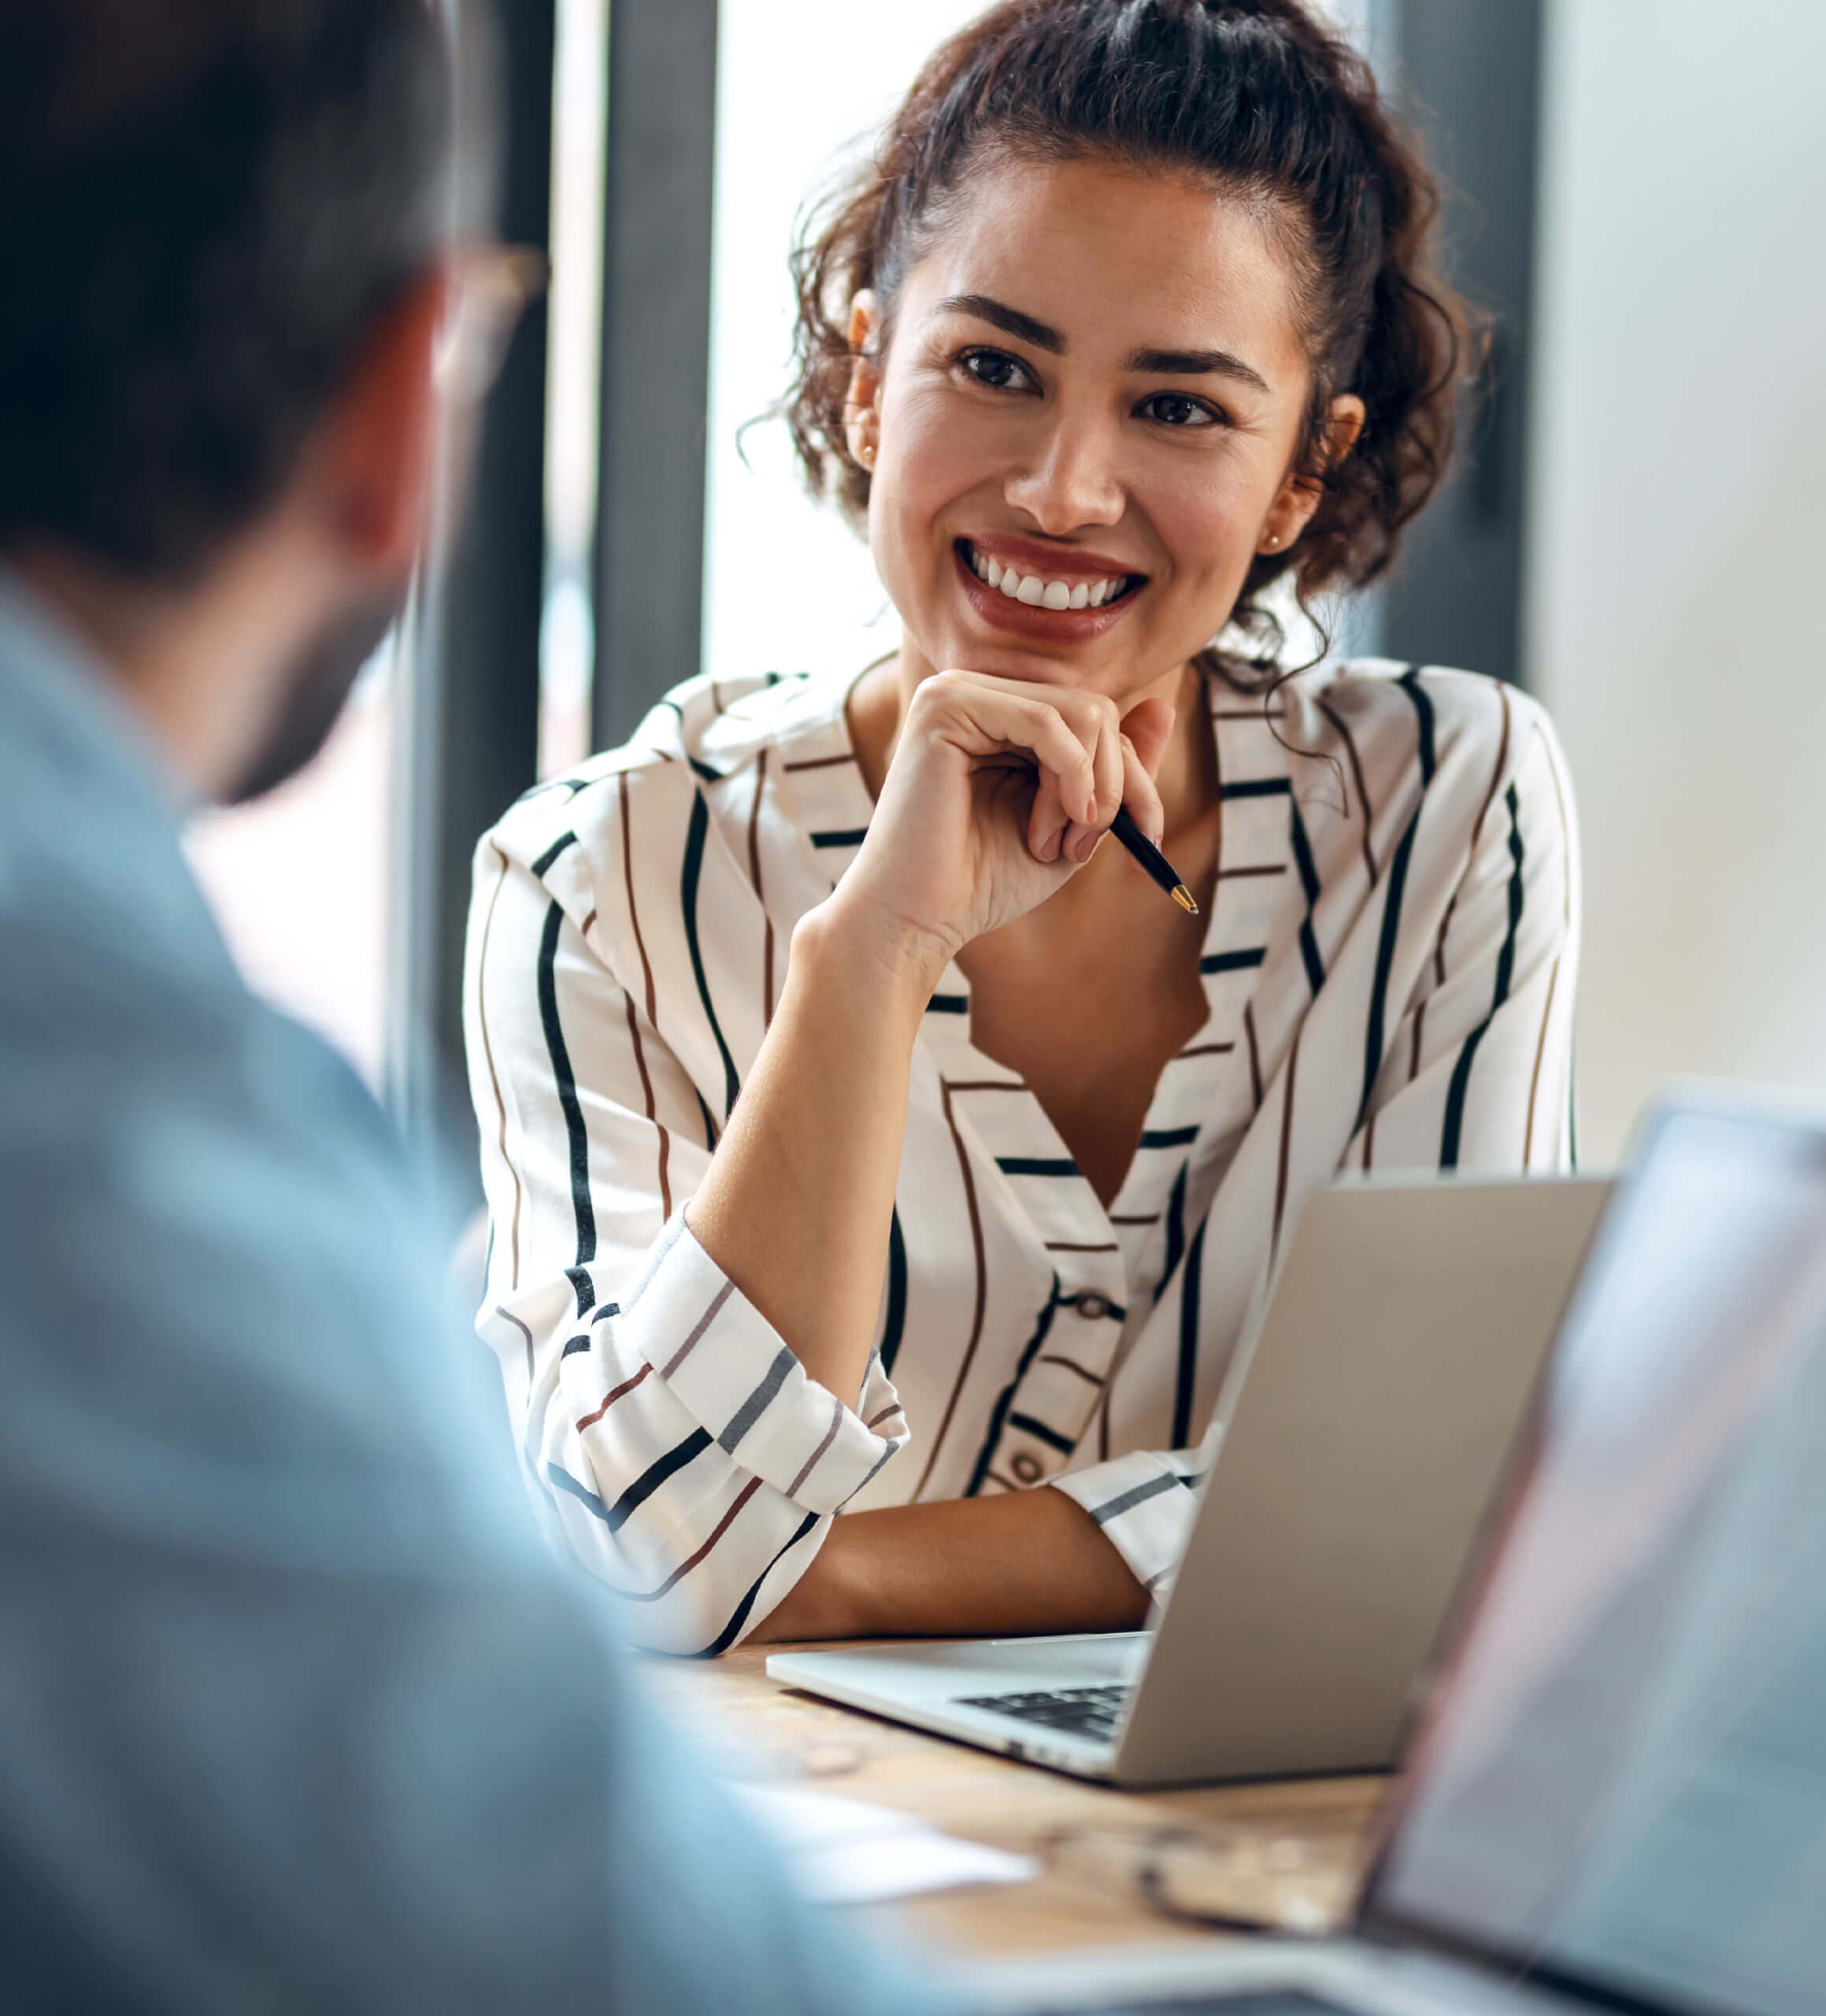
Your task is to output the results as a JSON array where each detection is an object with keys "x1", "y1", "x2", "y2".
[{"x1": 951, "y1": 540, "x2": 1145, "y2": 643}]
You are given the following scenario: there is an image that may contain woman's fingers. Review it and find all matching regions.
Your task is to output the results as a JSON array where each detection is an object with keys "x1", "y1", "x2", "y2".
[
  {"x1": 1120, "y1": 696, "x2": 1176, "y2": 780},
  {"x1": 1027, "y1": 768, "x2": 1070, "y2": 863},
  {"x1": 922, "y1": 678, "x2": 1098, "y2": 832},
  {"x1": 1117, "y1": 731, "x2": 1167, "y2": 848},
  {"x1": 998, "y1": 695, "x2": 1098, "y2": 830},
  {"x1": 915, "y1": 670, "x2": 1160, "y2": 869},
  {"x1": 1080, "y1": 699, "x2": 1126, "y2": 861}
]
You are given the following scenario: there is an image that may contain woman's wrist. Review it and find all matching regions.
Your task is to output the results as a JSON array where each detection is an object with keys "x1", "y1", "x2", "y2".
[
  {"x1": 790, "y1": 887, "x2": 956, "y2": 1028},
  {"x1": 757, "y1": 1495, "x2": 1151, "y2": 1646},
  {"x1": 752, "y1": 1522, "x2": 869, "y2": 1644}
]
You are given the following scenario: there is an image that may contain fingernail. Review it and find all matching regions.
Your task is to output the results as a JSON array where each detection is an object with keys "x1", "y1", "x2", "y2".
[{"x1": 1075, "y1": 829, "x2": 1098, "y2": 863}]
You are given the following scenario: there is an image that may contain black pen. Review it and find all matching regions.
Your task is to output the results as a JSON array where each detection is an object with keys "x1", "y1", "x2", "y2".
[{"x1": 1109, "y1": 805, "x2": 1199, "y2": 915}]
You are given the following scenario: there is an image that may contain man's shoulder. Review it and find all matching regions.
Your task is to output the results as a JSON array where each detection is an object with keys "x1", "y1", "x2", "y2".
[{"x1": 0, "y1": 900, "x2": 381, "y2": 1163}]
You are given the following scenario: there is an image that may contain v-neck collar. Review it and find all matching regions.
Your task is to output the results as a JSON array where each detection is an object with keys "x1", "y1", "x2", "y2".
[{"x1": 767, "y1": 665, "x2": 1297, "y2": 1297}]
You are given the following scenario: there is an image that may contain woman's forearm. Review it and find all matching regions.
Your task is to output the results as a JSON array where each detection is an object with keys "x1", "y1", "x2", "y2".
[
  {"x1": 684, "y1": 893, "x2": 946, "y2": 1407},
  {"x1": 688, "y1": 673, "x2": 1163, "y2": 1414},
  {"x1": 752, "y1": 1490, "x2": 1151, "y2": 1644}
]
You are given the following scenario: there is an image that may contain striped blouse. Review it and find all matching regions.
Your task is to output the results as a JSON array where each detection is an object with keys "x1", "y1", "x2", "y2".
[{"x1": 464, "y1": 657, "x2": 1580, "y2": 1656}]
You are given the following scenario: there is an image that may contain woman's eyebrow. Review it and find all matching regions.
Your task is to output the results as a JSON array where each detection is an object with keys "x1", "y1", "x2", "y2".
[
  {"x1": 934, "y1": 292, "x2": 1271, "y2": 394},
  {"x1": 935, "y1": 293, "x2": 1065, "y2": 353},
  {"x1": 1125, "y1": 344, "x2": 1272, "y2": 393}
]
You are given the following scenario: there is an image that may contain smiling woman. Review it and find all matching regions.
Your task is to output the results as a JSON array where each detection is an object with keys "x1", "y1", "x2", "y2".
[{"x1": 462, "y1": 0, "x2": 1581, "y2": 1656}]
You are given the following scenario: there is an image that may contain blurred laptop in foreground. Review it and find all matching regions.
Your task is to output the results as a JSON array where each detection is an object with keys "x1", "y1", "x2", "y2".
[{"x1": 980, "y1": 1091, "x2": 1826, "y2": 2015}]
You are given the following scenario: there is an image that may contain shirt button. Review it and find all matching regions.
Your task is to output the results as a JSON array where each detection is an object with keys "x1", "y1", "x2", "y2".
[
  {"x1": 1010, "y1": 1451, "x2": 1045, "y2": 1485},
  {"x1": 1072, "y1": 1292, "x2": 1113, "y2": 1321}
]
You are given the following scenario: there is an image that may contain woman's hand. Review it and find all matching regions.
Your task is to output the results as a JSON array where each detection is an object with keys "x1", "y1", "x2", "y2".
[
  {"x1": 683, "y1": 671, "x2": 1171, "y2": 1440},
  {"x1": 838, "y1": 670, "x2": 1176, "y2": 970}
]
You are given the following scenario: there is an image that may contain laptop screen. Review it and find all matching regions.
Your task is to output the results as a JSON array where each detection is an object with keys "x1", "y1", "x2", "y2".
[{"x1": 1363, "y1": 1101, "x2": 1826, "y2": 2016}]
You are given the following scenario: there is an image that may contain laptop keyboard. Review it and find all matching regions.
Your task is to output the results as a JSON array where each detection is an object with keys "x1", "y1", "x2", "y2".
[{"x1": 955, "y1": 1681, "x2": 1133, "y2": 1742}]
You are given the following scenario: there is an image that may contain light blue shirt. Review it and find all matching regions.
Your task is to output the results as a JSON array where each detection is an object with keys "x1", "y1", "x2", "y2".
[{"x1": 0, "y1": 575, "x2": 937, "y2": 2013}]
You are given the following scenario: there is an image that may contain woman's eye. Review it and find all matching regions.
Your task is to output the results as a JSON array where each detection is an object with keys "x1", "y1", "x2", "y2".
[
  {"x1": 1138, "y1": 391, "x2": 1220, "y2": 429},
  {"x1": 960, "y1": 347, "x2": 1032, "y2": 392}
]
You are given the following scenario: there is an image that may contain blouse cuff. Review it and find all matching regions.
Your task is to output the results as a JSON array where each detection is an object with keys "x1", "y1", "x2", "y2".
[
  {"x1": 1050, "y1": 1448, "x2": 1205, "y2": 1598},
  {"x1": 615, "y1": 1212, "x2": 906, "y2": 1516}
]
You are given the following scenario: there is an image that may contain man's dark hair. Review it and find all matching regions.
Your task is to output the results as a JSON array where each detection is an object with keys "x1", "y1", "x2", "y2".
[{"x1": 0, "y1": 0, "x2": 453, "y2": 581}]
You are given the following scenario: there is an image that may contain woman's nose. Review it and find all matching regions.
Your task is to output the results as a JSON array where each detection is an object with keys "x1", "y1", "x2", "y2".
[{"x1": 1003, "y1": 412, "x2": 1125, "y2": 533}]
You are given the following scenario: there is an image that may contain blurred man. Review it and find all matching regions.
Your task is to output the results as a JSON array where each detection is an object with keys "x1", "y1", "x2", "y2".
[{"x1": 0, "y1": 3, "x2": 933, "y2": 2007}]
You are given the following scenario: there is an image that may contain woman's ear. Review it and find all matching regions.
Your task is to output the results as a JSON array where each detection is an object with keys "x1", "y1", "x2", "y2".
[
  {"x1": 1257, "y1": 391, "x2": 1367, "y2": 556},
  {"x1": 843, "y1": 289, "x2": 883, "y2": 472}
]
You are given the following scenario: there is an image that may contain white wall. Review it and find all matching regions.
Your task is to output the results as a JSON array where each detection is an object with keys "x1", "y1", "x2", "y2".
[
  {"x1": 1528, "y1": 2, "x2": 1826, "y2": 1160},
  {"x1": 703, "y1": 0, "x2": 988, "y2": 687}
]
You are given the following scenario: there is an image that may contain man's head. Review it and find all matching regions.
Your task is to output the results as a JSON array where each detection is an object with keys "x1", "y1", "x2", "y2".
[{"x1": 0, "y1": 0, "x2": 457, "y2": 800}]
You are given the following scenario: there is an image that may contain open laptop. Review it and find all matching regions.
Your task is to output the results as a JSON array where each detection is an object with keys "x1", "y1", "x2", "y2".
[
  {"x1": 972, "y1": 1090, "x2": 1826, "y2": 2015},
  {"x1": 770, "y1": 1171, "x2": 1610, "y2": 1787}
]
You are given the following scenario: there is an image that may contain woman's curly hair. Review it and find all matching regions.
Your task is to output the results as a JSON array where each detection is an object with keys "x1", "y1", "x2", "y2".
[{"x1": 782, "y1": 0, "x2": 1476, "y2": 664}]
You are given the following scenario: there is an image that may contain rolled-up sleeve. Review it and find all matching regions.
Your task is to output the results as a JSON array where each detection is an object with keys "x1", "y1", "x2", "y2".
[
  {"x1": 466, "y1": 796, "x2": 907, "y2": 1655},
  {"x1": 1050, "y1": 1446, "x2": 1206, "y2": 1601}
]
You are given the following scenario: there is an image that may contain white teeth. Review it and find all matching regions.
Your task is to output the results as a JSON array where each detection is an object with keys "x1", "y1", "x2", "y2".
[{"x1": 967, "y1": 544, "x2": 1131, "y2": 611}]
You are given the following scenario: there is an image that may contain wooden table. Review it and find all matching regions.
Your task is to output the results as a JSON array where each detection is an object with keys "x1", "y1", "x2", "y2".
[{"x1": 654, "y1": 1644, "x2": 1387, "y2": 1962}]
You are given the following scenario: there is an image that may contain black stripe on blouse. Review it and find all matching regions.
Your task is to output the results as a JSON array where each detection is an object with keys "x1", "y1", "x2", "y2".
[
  {"x1": 680, "y1": 791, "x2": 743, "y2": 1119},
  {"x1": 880, "y1": 1207, "x2": 909, "y2": 1377},
  {"x1": 1289, "y1": 799, "x2": 1327, "y2": 997},
  {"x1": 532, "y1": 830, "x2": 579, "y2": 878},
  {"x1": 965, "y1": 1280, "x2": 1062, "y2": 1496},
  {"x1": 1440, "y1": 783, "x2": 1526, "y2": 1166},
  {"x1": 1172, "y1": 1217, "x2": 1209, "y2": 1447},
  {"x1": 547, "y1": 1430, "x2": 713, "y2": 1534},
  {"x1": 1155, "y1": 1163, "x2": 1189, "y2": 1309},
  {"x1": 698, "y1": 1510, "x2": 821, "y2": 1658},
  {"x1": 1357, "y1": 670, "x2": 1435, "y2": 1129},
  {"x1": 537, "y1": 899, "x2": 597, "y2": 1300},
  {"x1": 1007, "y1": 1410, "x2": 1078, "y2": 1456}
]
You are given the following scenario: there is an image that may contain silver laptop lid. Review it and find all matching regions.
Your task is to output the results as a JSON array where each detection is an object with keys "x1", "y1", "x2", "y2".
[{"x1": 1361, "y1": 1093, "x2": 1826, "y2": 2016}]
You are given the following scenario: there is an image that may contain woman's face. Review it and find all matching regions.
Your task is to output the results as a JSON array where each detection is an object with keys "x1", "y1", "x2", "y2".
[{"x1": 850, "y1": 154, "x2": 1357, "y2": 703}]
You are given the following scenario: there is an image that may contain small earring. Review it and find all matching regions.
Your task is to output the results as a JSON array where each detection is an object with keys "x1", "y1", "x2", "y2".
[
  {"x1": 859, "y1": 441, "x2": 876, "y2": 467},
  {"x1": 1264, "y1": 531, "x2": 1281, "y2": 550}
]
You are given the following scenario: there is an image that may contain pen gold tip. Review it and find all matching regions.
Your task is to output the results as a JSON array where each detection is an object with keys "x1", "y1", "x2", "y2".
[{"x1": 1172, "y1": 884, "x2": 1199, "y2": 916}]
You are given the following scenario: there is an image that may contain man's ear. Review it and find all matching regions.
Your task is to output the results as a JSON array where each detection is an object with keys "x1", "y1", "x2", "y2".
[
  {"x1": 843, "y1": 289, "x2": 883, "y2": 471},
  {"x1": 317, "y1": 265, "x2": 450, "y2": 576}
]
